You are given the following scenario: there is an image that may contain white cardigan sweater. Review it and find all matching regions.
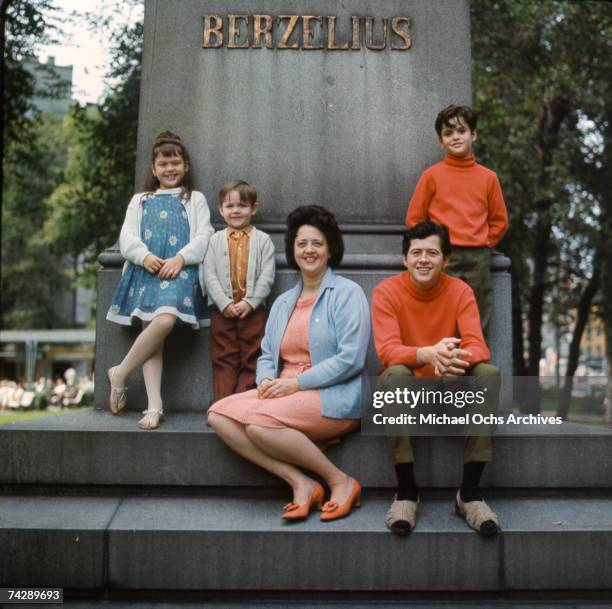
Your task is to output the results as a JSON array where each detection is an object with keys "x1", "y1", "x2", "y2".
[
  {"x1": 203, "y1": 226, "x2": 276, "y2": 311},
  {"x1": 119, "y1": 188, "x2": 214, "y2": 290}
]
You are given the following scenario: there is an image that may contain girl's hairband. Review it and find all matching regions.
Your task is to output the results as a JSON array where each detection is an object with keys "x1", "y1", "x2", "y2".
[{"x1": 154, "y1": 138, "x2": 183, "y2": 147}]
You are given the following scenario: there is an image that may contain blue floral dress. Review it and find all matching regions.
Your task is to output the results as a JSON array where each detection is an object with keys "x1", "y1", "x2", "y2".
[{"x1": 107, "y1": 192, "x2": 208, "y2": 329}]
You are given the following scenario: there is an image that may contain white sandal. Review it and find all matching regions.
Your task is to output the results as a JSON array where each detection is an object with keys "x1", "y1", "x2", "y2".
[
  {"x1": 138, "y1": 408, "x2": 164, "y2": 430},
  {"x1": 107, "y1": 367, "x2": 127, "y2": 415}
]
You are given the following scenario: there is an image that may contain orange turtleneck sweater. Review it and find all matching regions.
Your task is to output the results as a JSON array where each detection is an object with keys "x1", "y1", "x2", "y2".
[
  {"x1": 406, "y1": 154, "x2": 508, "y2": 248},
  {"x1": 371, "y1": 272, "x2": 490, "y2": 376}
]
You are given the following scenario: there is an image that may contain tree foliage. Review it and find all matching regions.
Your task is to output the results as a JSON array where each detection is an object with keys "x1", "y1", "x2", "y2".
[
  {"x1": 471, "y1": 1, "x2": 612, "y2": 406},
  {"x1": 44, "y1": 4, "x2": 143, "y2": 283},
  {"x1": 1, "y1": 0, "x2": 69, "y2": 328},
  {"x1": 3, "y1": 0, "x2": 61, "y2": 143},
  {"x1": 1, "y1": 112, "x2": 69, "y2": 328}
]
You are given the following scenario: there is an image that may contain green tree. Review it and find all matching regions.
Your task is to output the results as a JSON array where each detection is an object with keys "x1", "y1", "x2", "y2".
[
  {"x1": 3, "y1": 0, "x2": 62, "y2": 144},
  {"x1": 44, "y1": 4, "x2": 143, "y2": 285},
  {"x1": 1, "y1": 112, "x2": 69, "y2": 327},
  {"x1": 1, "y1": 0, "x2": 69, "y2": 329},
  {"x1": 471, "y1": 0, "x2": 611, "y2": 412},
  {"x1": 563, "y1": 4, "x2": 612, "y2": 422}
]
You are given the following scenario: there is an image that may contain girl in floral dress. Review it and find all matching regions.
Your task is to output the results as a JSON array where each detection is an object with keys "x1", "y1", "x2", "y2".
[{"x1": 106, "y1": 131, "x2": 213, "y2": 429}]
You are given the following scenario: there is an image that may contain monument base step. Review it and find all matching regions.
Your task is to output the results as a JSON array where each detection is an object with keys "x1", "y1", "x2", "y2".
[
  {"x1": 1, "y1": 411, "x2": 611, "y2": 488},
  {"x1": 1, "y1": 493, "x2": 611, "y2": 591}
]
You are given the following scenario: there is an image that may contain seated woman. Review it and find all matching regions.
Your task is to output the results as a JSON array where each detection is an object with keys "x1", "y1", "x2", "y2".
[{"x1": 208, "y1": 205, "x2": 371, "y2": 522}]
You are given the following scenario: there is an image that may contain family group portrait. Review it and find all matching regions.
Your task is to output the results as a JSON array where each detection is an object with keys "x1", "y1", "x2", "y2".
[{"x1": 1, "y1": 0, "x2": 611, "y2": 607}]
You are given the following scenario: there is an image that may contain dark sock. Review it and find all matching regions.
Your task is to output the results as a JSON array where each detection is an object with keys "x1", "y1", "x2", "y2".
[
  {"x1": 395, "y1": 462, "x2": 418, "y2": 501},
  {"x1": 460, "y1": 461, "x2": 486, "y2": 502}
]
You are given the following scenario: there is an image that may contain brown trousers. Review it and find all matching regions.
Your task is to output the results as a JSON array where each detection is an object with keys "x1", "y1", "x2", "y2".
[{"x1": 210, "y1": 305, "x2": 266, "y2": 402}]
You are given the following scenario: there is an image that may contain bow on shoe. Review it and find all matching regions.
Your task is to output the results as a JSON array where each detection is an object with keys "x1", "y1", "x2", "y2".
[{"x1": 321, "y1": 500, "x2": 339, "y2": 513}]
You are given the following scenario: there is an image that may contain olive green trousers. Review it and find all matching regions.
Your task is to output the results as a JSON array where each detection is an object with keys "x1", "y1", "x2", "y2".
[
  {"x1": 445, "y1": 247, "x2": 492, "y2": 337},
  {"x1": 380, "y1": 363, "x2": 499, "y2": 464}
]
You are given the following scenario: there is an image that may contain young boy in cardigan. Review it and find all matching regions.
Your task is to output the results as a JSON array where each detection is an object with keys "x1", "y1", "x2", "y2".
[
  {"x1": 406, "y1": 105, "x2": 508, "y2": 335},
  {"x1": 204, "y1": 181, "x2": 275, "y2": 401}
]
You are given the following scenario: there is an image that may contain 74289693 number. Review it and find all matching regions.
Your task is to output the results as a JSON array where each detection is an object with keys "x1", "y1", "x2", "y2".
[{"x1": 0, "y1": 588, "x2": 63, "y2": 603}]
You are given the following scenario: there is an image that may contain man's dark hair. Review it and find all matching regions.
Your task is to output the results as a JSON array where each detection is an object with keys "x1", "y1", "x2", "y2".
[
  {"x1": 435, "y1": 105, "x2": 478, "y2": 138},
  {"x1": 285, "y1": 205, "x2": 344, "y2": 270},
  {"x1": 402, "y1": 221, "x2": 452, "y2": 258}
]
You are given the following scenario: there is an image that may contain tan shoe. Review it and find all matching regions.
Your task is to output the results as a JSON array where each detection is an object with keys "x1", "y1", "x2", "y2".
[
  {"x1": 455, "y1": 490, "x2": 499, "y2": 536},
  {"x1": 107, "y1": 367, "x2": 127, "y2": 415},
  {"x1": 385, "y1": 494, "x2": 418, "y2": 535}
]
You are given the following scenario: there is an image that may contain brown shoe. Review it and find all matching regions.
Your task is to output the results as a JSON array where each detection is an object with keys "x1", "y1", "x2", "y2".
[
  {"x1": 455, "y1": 490, "x2": 499, "y2": 536},
  {"x1": 385, "y1": 494, "x2": 418, "y2": 535}
]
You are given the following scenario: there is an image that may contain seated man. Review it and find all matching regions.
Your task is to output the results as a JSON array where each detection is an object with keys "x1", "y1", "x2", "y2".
[{"x1": 371, "y1": 220, "x2": 500, "y2": 536}]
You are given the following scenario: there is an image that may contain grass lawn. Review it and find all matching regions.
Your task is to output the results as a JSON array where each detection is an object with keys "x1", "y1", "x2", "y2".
[{"x1": 0, "y1": 406, "x2": 93, "y2": 425}]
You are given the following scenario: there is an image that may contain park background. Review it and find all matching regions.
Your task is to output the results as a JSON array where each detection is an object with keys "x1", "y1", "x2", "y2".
[{"x1": 1, "y1": 0, "x2": 612, "y2": 423}]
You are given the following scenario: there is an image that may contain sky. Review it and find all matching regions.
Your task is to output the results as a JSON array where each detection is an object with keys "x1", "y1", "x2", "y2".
[{"x1": 37, "y1": 0, "x2": 142, "y2": 104}]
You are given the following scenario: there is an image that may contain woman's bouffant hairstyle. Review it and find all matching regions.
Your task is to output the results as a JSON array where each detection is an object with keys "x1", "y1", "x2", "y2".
[
  {"x1": 143, "y1": 131, "x2": 193, "y2": 198},
  {"x1": 285, "y1": 205, "x2": 344, "y2": 270}
]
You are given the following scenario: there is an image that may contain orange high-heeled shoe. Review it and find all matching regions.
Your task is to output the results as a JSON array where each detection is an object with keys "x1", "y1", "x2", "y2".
[
  {"x1": 282, "y1": 482, "x2": 325, "y2": 521},
  {"x1": 320, "y1": 479, "x2": 362, "y2": 522}
]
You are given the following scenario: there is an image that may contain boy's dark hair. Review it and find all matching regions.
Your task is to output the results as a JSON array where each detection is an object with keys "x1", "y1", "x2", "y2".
[
  {"x1": 285, "y1": 205, "x2": 344, "y2": 270},
  {"x1": 143, "y1": 131, "x2": 193, "y2": 198},
  {"x1": 218, "y1": 180, "x2": 257, "y2": 207},
  {"x1": 435, "y1": 105, "x2": 478, "y2": 138},
  {"x1": 402, "y1": 221, "x2": 452, "y2": 258}
]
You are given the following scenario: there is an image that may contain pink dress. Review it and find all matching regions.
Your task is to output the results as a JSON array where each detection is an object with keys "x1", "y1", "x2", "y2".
[{"x1": 208, "y1": 296, "x2": 358, "y2": 442}]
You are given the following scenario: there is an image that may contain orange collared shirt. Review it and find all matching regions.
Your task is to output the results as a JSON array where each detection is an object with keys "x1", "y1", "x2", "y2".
[{"x1": 227, "y1": 226, "x2": 253, "y2": 302}]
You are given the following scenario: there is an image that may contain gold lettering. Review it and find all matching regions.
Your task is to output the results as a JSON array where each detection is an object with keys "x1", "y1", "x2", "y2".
[
  {"x1": 277, "y1": 15, "x2": 300, "y2": 49},
  {"x1": 202, "y1": 15, "x2": 223, "y2": 48},
  {"x1": 302, "y1": 16, "x2": 323, "y2": 50},
  {"x1": 327, "y1": 16, "x2": 349, "y2": 50},
  {"x1": 351, "y1": 16, "x2": 361, "y2": 50},
  {"x1": 365, "y1": 16, "x2": 387, "y2": 51},
  {"x1": 228, "y1": 15, "x2": 249, "y2": 48},
  {"x1": 202, "y1": 14, "x2": 411, "y2": 51},
  {"x1": 391, "y1": 17, "x2": 412, "y2": 50},
  {"x1": 252, "y1": 14, "x2": 273, "y2": 48}
]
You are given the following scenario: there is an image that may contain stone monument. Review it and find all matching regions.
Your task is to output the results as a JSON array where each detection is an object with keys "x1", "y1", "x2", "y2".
[{"x1": 96, "y1": 0, "x2": 511, "y2": 412}]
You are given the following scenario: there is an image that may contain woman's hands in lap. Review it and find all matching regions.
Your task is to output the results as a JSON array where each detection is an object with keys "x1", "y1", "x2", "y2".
[{"x1": 257, "y1": 378, "x2": 300, "y2": 399}]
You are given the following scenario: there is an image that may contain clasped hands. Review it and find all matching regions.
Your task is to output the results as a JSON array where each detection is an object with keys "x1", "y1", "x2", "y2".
[
  {"x1": 143, "y1": 253, "x2": 185, "y2": 279},
  {"x1": 418, "y1": 337, "x2": 472, "y2": 376},
  {"x1": 222, "y1": 300, "x2": 253, "y2": 319},
  {"x1": 257, "y1": 377, "x2": 300, "y2": 400}
]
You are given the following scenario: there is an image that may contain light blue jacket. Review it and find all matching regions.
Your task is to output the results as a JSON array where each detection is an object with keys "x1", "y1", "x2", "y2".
[{"x1": 256, "y1": 268, "x2": 371, "y2": 419}]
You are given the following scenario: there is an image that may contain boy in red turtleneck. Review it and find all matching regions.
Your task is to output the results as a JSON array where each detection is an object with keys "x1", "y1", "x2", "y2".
[{"x1": 406, "y1": 105, "x2": 508, "y2": 335}]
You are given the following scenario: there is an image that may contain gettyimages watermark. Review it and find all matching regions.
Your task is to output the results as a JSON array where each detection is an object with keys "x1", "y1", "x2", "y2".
[{"x1": 361, "y1": 375, "x2": 612, "y2": 436}]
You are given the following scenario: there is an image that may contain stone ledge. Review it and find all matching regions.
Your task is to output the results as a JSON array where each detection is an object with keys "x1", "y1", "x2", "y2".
[
  {"x1": 1, "y1": 494, "x2": 611, "y2": 590},
  {"x1": 1, "y1": 412, "x2": 611, "y2": 488},
  {"x1": 0, "y1": 495, "x2": 117, "y2": 588}
]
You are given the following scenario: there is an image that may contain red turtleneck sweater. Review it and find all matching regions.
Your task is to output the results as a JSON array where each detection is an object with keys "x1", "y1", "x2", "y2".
[
  {"x1": 371, "y1": 272, "x2": 490, "y2": 376},
  {"x1": 406, "y1": 154, "x2": 508, "y2": 248}
]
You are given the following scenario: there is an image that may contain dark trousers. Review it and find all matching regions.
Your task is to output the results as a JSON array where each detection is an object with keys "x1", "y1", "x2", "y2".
[
  {"x1": 445, "y1": 247, "x2": 492, "y2": 337},
  {"x1": 210, "y1": 305, "x2": 266, "y2": 402}
]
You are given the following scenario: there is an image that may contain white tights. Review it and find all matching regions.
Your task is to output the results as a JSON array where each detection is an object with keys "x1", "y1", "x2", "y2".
[{"x1": 113, "y1": 313, "x2": 176, "y2": 411}]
